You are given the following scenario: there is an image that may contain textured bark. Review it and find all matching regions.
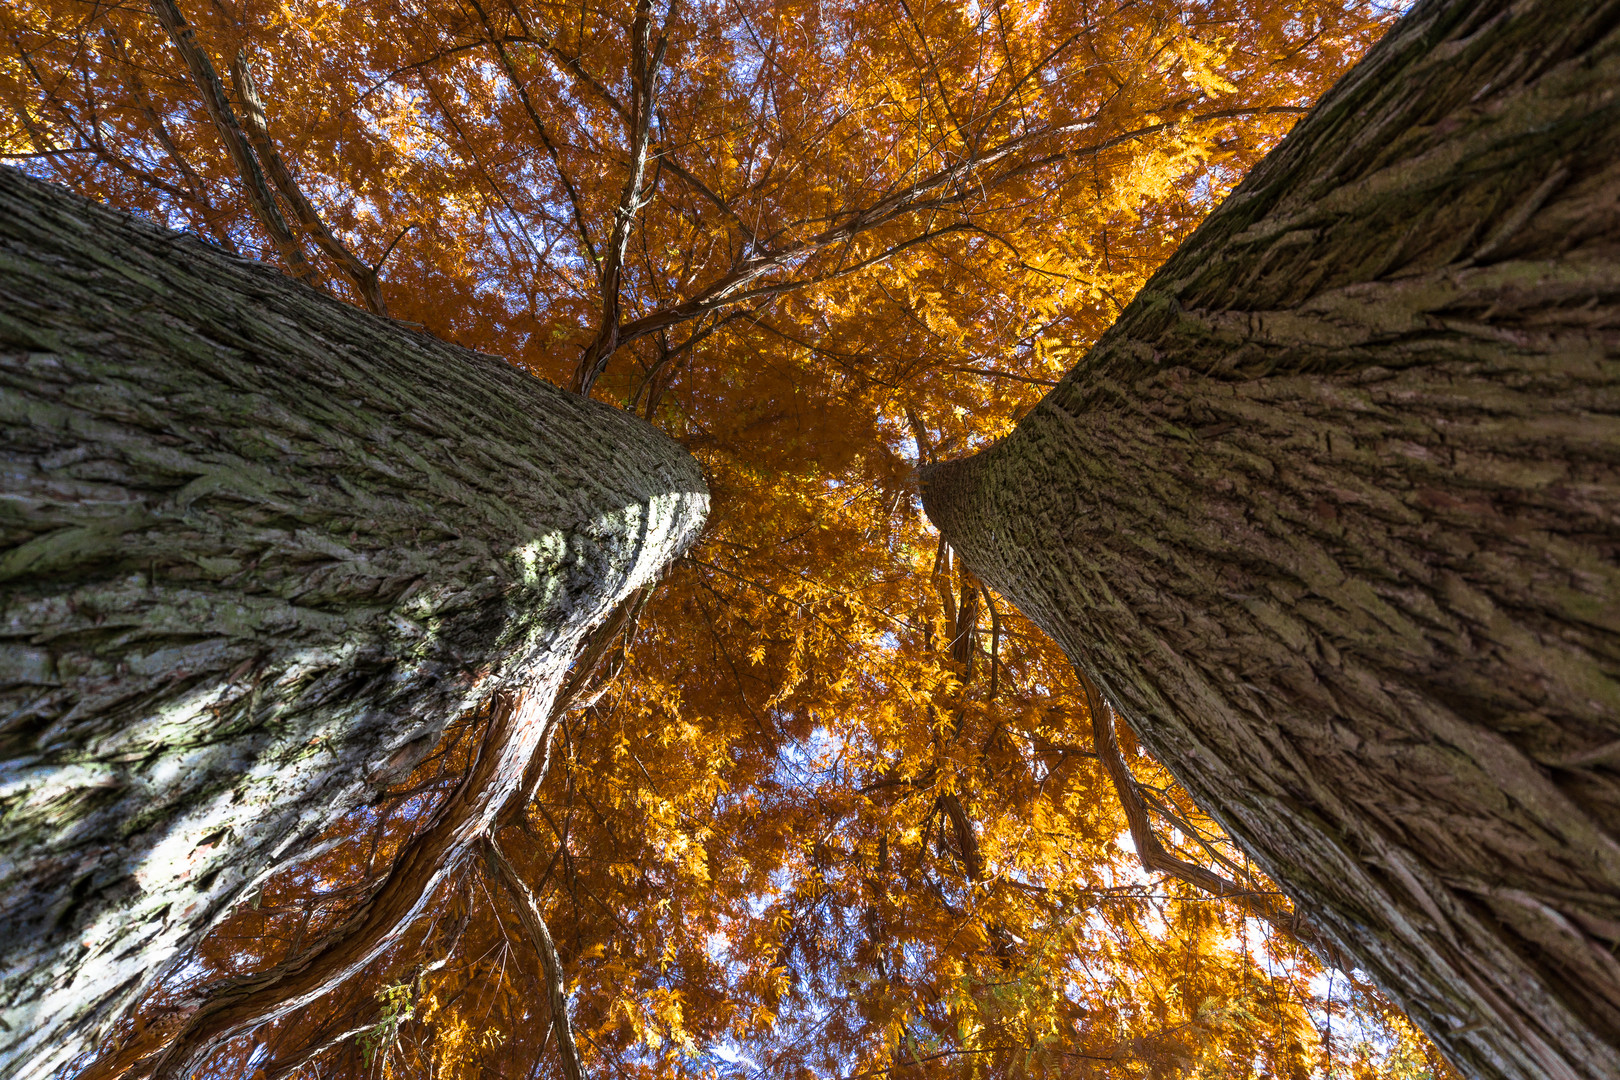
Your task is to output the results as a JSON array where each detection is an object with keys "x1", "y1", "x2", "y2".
[
  {"x1": 922, "y1": 2, "x2": 1620, "y2": 1079},
  {"x1": 0, "y1": 167, "x2": 707, "y2": 1079}
]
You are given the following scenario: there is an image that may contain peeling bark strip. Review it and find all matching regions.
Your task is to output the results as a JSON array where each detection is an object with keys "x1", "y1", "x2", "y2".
[
  {"x1": 0, "y1": 167, "x2": 707, "y2": 1080},
  {"x1": 923, "y1": 1, "x2": 1620, "y2": 1078}
]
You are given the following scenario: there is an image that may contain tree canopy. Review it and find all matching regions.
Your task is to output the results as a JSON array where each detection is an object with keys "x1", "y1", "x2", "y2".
[{"x1": 0, "y1": 0, "x2": 1464, "y2": 1077}]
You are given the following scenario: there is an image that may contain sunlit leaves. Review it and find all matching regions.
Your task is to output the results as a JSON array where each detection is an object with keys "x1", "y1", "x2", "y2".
[{"x1": 0, "y1": 0, "x2": 1461, "y2": 1077}]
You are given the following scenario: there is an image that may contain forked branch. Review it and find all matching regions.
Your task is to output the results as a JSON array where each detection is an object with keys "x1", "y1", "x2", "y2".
[
  {"x1": 1077, "y1": 667, "x2": 1350, "y2": 971},
  {"x1": 230, "y1": 53, "x2": 389, "y2": 314},
  {"x1": 148, "y1": 0, "x2": 315, "y2": 283},
  {"x1": 574, "y1": 0, "x2": 678, "y2": 396}
]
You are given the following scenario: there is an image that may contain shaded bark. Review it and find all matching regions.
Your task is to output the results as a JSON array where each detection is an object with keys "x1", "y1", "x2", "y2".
[
  {"x1": 111, "y1": 589, "x2": 654, "y2": 1080},
  {"x1": 923, "y1": 1, "x2": 1620, "y2": 1078},
  {"x1": 0, "y1": 166, "x2": 707, "y2": 1080}
]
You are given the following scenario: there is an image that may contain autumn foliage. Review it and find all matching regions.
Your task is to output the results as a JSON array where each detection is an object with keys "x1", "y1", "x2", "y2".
[{"x1": 1, "y1": 0, "x2": 1459, "y2": 1076}]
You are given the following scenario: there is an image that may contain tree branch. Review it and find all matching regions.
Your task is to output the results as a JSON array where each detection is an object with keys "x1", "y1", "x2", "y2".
[
  {"x1": 574, "y1": 0, "x2": 677, "y2": 396},
  {"x1": 937, "y1": 792, "x2": 986, "y2": 882},
  {"x1": 462, "y1": 0, "x2": 599, "y2": 275},
  {"x1": 101, "y1": 26, "x2": 239, "y2": 253},
  {"x1": 1076, "y1": 666, "x2": 1351, "y2": 971},
  {"x1": 482, "y1": 835, "x2": 586, "y2": 1080},
  {"x1": 147, "y1": 0, "x2": 315, "y2": 282},
  {"x1": 229, "y1": 52, "x2": 387, "y2": 313}
]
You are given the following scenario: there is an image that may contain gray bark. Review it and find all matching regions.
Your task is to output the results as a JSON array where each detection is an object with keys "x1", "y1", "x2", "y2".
[
  {"x1": 922, "y1": 2, "x2": 1620, "y2": 1079},
  {"x1": 0, "y1": 166, "x2": 707, "y2": 1079}
]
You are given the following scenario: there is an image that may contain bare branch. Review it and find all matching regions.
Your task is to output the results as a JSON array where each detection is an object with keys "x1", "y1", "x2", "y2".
[
  {"x1": 946, "y1": 365, "x2": 1059, "y2": 386},
  {"x1": 101, "y1": 26, "x2": 239, "y2": 253},
  {"x1": 574, "y1": 0, "x2": 678, "y2": 396},
  {"x1": 1076, "y1": 667, "x2": 1352, "y2": 970},
  {"x1": 462, "y1": 0, "x2": 599, "y2": 274},
  {"x1": 230, "y1": 52, "x2": 387, "y2": 313},
  {"x1": 565, "y1": 100, "x2": 1286, "y2": 363},
  {"x1": 482, "y1": 836, "x2": 586, "y2": 1080},
  {"x1": 147, "y1": 0, "x2": 315, "y2": 282}
]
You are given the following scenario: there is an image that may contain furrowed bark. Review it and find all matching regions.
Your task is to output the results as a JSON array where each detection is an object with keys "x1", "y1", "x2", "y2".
[
  {"x1": 0, "y1": 166, "x2": 707, "y2": 1080},
  {"x1": 116, "y1": 590, "x2": 650, "y2": 1080},
  {"x1": 923, "y1": 1, "x2": 1620, "y2": 1078},
  {"x1": 117, "y1": 693, "x2": 515, "y2": 1080}
]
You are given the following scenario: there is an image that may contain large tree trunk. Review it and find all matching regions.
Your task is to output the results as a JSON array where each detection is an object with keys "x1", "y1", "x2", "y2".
[
  {"x1": 922, "y1": 2, "x2": 1620, "y2": 1079},
  {"x1": 0, "y1": 167, "x2": 707, "y2": 1079}
]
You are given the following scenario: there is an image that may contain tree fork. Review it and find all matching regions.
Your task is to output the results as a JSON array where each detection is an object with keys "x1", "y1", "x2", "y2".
[
  {"x1": 922, "y1": 1, "x2": 1620, "y2": 1078},
  {"x1": 148, "y1": 0, "x2": 315, "y2": 285},
  {"x1": 0, "y1": 166, "x2": 707, "y2": 1080},
  {"x1": 1078, "y1": 668, "x2": 1350, "y2": 972},
  {"x1": 229, "y1": 53, "x2": 390, "y2": 316}
]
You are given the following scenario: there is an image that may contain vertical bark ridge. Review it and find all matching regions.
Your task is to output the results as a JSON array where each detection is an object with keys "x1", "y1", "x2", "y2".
[
  {"x1": 0, "y1": 167, "x2": 707, "y2": 1080},
  {"x1": 924, "y1": 1, "x2": 1620, "y2": 1078}
]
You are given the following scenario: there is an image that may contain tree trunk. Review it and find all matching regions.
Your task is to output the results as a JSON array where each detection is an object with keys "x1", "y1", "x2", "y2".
[
  {"x1": 922, "y1": 2, "x2": 1620, "y2": 1079},
  {"x1": 0, "y1": 167, "x2": 707, "y2": 1080}
]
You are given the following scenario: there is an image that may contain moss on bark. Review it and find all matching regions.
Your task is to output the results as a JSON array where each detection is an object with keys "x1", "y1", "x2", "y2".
[{"x1": 0, "y1": 167, "x2": 707, "y2": 1080}]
